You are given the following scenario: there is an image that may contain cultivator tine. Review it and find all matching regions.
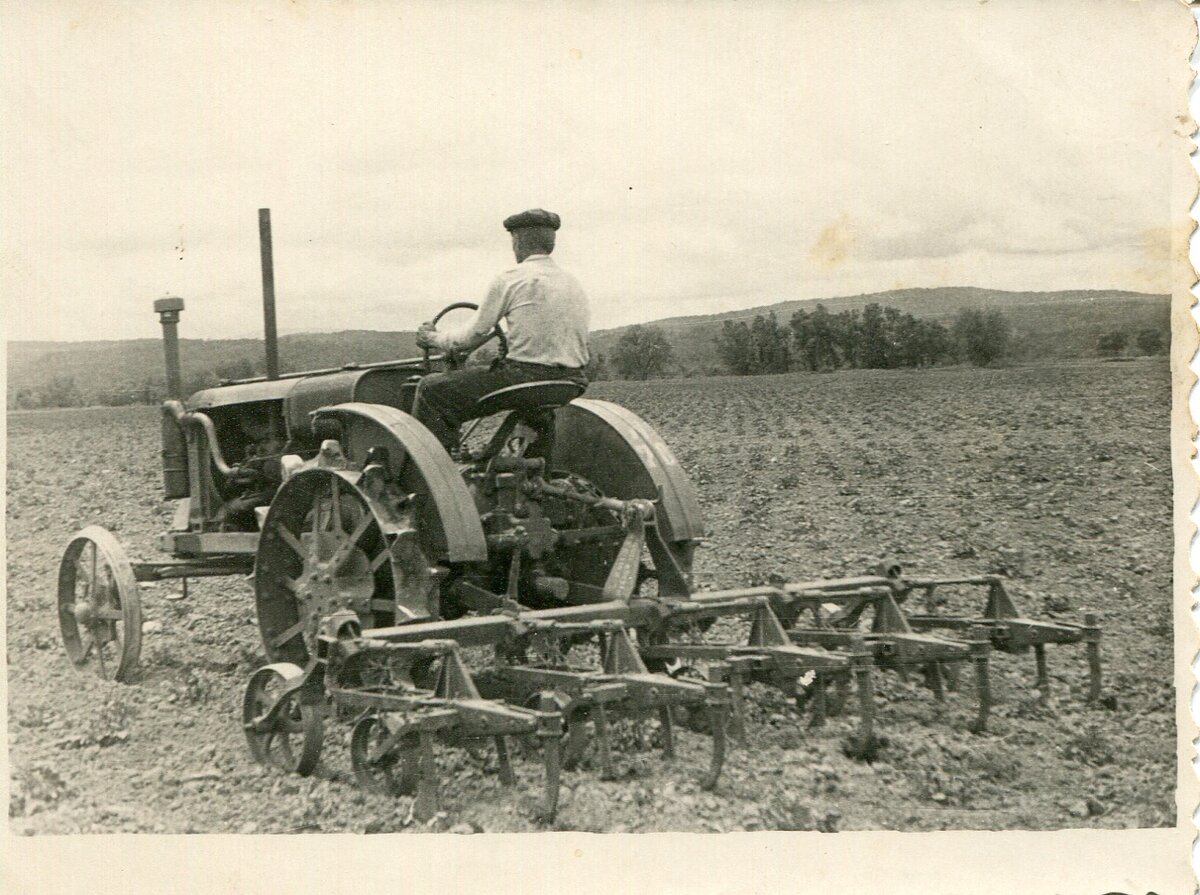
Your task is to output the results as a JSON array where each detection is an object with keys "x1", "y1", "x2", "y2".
[
  {"x1": 638, "y1": 593, "x2": 869, "y2": 746},
  {"x1": 924, "y1": 662, "x2": 946, "y2": 701},
  {"x1": 829, "y1": 671, "x2": 851, "y2": 716},
  {"x1": 725, "y1": 660, "x2": 749, "y2": 742},
  {"x1": 658, "y1": 705, "x2": 676, "y2": 759},
  {"x1": 413, "y1": 730, "x2": 440, "y2": 821},
  {"x1": 592, "y1": 701, "x2": 616, "y2": 780},
  {"x1": 561, "y1": 718, "x2": 590, "y2": 771},
  {"x1": 536, "y1": 693, "x2": 562, "y2": 823},
  {"x1": 847, "y1": 635, "x2": 877, "y2": 758},
  {"x1": 967, "y1": 625, "x2": 991, "y2": 734},
  {"x1": 701, "y1": 683, "x2": 729, "y2": 791},
  {"x1": 807, "y1": 674, "x2": 827, "y2": 729},
  {"x1": 494, "y1": 735, "x2": 515, "y2": 787},
  {"x1": 1033, "y1": 644, "x2": 1049, "y2": 698},
  {"x1": 943, "y1": 661, "x2": 961, "y2": 692}
]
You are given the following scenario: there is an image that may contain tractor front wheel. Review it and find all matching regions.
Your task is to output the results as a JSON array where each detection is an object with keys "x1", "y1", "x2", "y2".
[{"x1": 57, "y1": 526, "x2": 142, "y2": 683}]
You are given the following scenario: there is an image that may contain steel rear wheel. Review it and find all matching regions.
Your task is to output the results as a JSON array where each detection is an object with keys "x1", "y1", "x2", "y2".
[
  {"x1": 57, "y1": 526, "x2": 142, "y2": 683},
  {"x1": 242, "y1": 663, "x2": 324, "y2": 776},
  {"x1": 255, "y1": 467, "x2": 434, "y2": 665}
]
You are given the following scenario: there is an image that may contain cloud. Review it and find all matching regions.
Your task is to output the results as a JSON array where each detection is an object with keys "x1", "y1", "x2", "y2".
[{"x1": 1, "y1": 0, "x2": 1185, "y2": 341}]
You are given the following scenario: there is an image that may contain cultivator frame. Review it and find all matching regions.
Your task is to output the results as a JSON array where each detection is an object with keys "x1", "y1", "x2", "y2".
[{"x1": 56, "y1": 212, "x2": 1107, "y2": 824}]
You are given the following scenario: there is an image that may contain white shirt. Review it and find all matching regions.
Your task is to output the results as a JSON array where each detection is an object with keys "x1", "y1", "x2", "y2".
[{"x1": 432, "y1": 254, "x2": 590, "y2": 368}]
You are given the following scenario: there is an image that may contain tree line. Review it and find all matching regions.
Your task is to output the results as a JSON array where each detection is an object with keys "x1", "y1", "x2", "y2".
[
  {"x1": 1097, "y1": 328, "x2": 1164, "y2": 359},
  {"x1": 605, "y1": 303, "x2": 1015, "y2": 379}
]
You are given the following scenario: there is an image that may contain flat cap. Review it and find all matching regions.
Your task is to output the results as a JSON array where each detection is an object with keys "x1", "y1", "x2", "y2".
[{"x1": 503, "y1": 208, "x2": 561, "y2": 231}]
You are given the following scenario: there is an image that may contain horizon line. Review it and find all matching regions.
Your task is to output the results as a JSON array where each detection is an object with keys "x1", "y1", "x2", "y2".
[{"x1": 7, "y1": 284, "x2": 1170, "y2": 346}]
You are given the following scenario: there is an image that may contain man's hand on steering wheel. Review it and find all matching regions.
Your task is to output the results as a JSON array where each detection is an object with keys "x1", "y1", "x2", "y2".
[
  {"x1": 426, "y1": 301, "x2": 508, "y2": 370},
  {"x1": 415, "y1": 322, "x2": 438, "y2": 350}
]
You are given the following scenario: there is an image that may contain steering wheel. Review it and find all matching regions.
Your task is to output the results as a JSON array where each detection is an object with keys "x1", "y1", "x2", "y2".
[{"x1": 429, "y1": 301, "x2": 508, "y2": 371}]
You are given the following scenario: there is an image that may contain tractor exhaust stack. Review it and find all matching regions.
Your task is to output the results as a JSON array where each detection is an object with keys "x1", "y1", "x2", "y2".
[{"x1": 258, "y1": 208, "x2": 280, "y2": 380}]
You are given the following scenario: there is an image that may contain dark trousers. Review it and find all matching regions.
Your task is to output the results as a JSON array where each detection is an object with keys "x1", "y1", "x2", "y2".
[{"x1": 412, "y1": 359, "x2": 588, "y2": 451}]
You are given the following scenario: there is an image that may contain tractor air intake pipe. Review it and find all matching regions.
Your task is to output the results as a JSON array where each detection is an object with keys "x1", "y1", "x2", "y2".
[
  {"x1": 155, "y1": 296, "x2": 185, "y2": 399},
  {"x1": 155, "y1": 296, "x2": 190, "y2": 499}
]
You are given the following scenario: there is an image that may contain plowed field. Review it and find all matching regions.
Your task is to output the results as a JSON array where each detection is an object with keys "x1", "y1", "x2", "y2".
[{"x1": 6, "y1": 359, "x2": 1176, "y2": 833}]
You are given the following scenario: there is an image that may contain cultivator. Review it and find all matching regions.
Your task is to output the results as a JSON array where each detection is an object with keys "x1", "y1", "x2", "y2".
[{"x1": 56, "y1": 212, "x2": 1107, "y2": 824}]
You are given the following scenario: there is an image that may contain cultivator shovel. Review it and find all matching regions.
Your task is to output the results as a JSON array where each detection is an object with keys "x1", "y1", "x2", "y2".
[
  {"x1": 899, "y1": 574, "x2": 1103, "y2": 703},
  {"x1": 748, "y1": 561, "x2": 1104, "y2": 730},
  {"x1": 778, "y1": 583, "x2": 994, "y2": 731},
  {"x1": 636, "y1": 592, "x2": 877, "y2": 752},
  {"x1": 482, "y1": 618, "x2": 730, "y2": 786}
]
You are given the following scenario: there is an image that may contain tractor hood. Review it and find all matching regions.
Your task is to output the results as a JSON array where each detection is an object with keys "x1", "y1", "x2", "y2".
[
  {"x1": 186, "y1": 378, "x2": 299, "y2": 410},
  {"x1": 185, "y1": 362, "x2": 425, "y2": 435}
]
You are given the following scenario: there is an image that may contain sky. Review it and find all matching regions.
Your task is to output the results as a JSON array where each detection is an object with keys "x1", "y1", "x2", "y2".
[{"x1": 1, "y1": 0, "x2": 1191, "y2": 342}]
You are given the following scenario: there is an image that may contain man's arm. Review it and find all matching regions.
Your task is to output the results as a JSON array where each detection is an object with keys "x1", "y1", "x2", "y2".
[{"x1": 427, "y1": 276, "x2": 510, "y2": 352}]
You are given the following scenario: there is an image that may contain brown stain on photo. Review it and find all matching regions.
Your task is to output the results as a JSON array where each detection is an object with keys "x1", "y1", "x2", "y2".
[
  {"x1": 809, "y1": 214, "x2": 855, "y2": 269},
  {"x1": 1115, "y1": 224, "x2": 1182, "y2": 294}
]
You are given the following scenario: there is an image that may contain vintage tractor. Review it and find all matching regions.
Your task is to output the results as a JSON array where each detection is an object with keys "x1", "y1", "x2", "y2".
[{"x1": 57, "y1": 211, "x2": 1102, "y2": 820}]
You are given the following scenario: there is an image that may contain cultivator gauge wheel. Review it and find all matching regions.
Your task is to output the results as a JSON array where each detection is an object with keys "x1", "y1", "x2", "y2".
[
  {"x1": 58, "y1": 526, "x2": 142, "y2": 683},
  {"x1": 242, "y1": 663, "x2": 324, "y2": 776},
  {"x1": 349, "y1": 715, "x2": 419, "y2": 796}
]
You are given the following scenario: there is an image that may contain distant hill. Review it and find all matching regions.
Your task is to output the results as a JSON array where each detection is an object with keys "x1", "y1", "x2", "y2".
[
  {"x1": 588, "y1": 287, "x2": 1170, "y2": 374},
  {"x1": 7, "y1": 287, "x2": 1169, "y2": 407},
  {"x1": 7, "y1": 331, "x2": 424, "y2": 407}
]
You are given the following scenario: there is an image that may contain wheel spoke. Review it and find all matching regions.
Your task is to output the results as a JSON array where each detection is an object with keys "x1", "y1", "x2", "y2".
[
  {"x1": 334, "y1": 515, "x2": 374, "y2": 568},
  {"x1": 95, "y1": 638, "x2": 108, "y2": 678},
  {"x1": 330, "y1": 478, "x2": 343, "y2": 532},
  {"x1": 370, "y1": 547, "x2": 392, "y2": 572},
  {"x1": 77, "y1": 555, "x2": 93, "y2": 603},
  {"x1": 270, "y1": 619, "x2": 310, "y2": 649},
  {"x1": 310, "y1": 486, "x2": 324, "y2": 556},
  {"x1": 348, "y1": 514, "x2": 373, "y2": 548},
  {"x1": 277, "y1": 526, "x2": 305, "y2": 559},
  {"x1": 95, "y1": 608, "x2": 124, "y2": 622},
  {"x1": 89, "y1": 541, "x2": 99, "y2": 601}
]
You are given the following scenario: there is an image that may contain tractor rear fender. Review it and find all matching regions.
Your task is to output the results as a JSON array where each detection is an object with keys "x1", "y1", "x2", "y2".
[
  {"x1": 552, "y1": 399, "x2": 705, "y2": 547},
  {"x1": 312, "y1": 402, "x2": 487, "y2": 564}
]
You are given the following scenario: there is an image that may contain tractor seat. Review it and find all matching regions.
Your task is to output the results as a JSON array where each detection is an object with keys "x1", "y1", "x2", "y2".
[{"x1": 473, "y1": 380, "x2": 585, "y2": 418}]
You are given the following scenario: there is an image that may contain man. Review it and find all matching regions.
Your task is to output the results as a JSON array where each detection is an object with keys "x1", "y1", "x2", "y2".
[{"x1": 413, "y1": 208, "x2": 590, "y2": 452}]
